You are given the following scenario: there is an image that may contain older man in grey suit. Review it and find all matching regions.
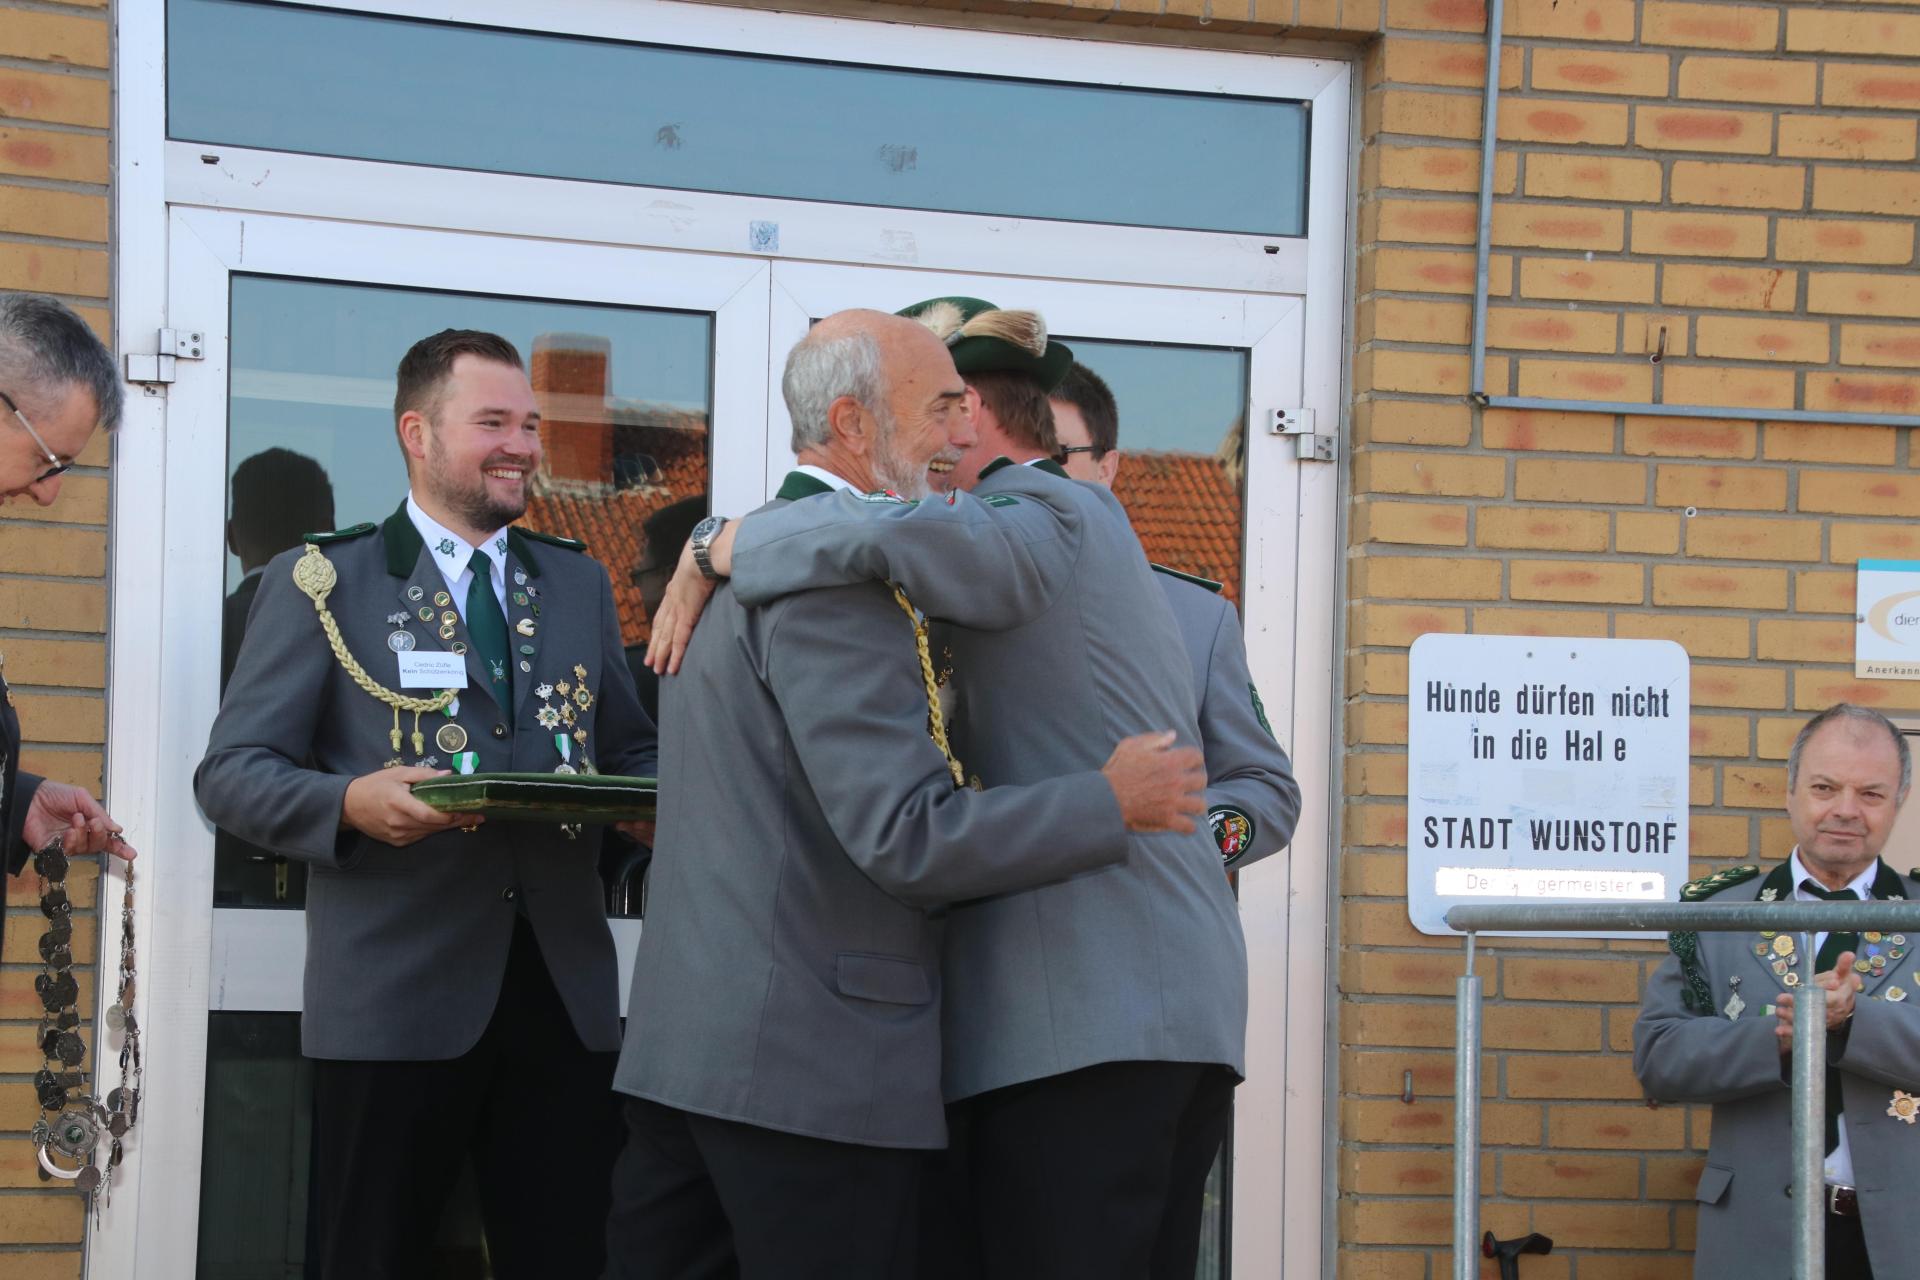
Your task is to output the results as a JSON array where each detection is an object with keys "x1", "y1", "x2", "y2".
[
  {"x1": 1050, "y1": 359, "x2": 1300, "y2": 872},
  {"x1": 1636, "y1": 703, "x2": 1920, "y2": 1279},
  {"x1": 609, "y1": 308, "x2": 1206, "y2": 1280},
  {"x1": 657, "y1": 298, "x2": 1247, "y2": 1279},
  {"x1": 197, "y1": 329, "x2": 656, "y2": 1279}
]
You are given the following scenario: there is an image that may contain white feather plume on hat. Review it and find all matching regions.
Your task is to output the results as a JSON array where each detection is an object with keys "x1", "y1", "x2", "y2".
[{"x1": 912, "y1": 301, "x2": 1050, "y2": 357}]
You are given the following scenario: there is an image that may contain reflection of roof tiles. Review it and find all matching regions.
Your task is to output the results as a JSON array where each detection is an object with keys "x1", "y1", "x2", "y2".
[{"x1": 1113, "y1": 450, "x2": 1243, "y2": 607}]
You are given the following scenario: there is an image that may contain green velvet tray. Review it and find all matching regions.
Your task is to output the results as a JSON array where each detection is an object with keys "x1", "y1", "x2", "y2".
[{"x1": 411, "y1": 772, "x2": 657, "y2": 824}]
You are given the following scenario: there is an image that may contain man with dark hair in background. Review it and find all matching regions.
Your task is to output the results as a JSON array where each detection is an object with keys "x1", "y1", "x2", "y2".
[
  {"x1": 1050, "y1": 360, "x2": 1299, "y2": 874},
  {"x1": 198, "y1": 328, "x2": 656, "y2": 1278},
  {"x1": 223, "y1": 448, "x2": 337, "y2": 687}
]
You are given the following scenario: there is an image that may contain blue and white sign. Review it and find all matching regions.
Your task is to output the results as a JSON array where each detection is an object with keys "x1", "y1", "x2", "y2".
[{"x1": 1407, "y1": 634, "x2": 1690, "y2": 937}]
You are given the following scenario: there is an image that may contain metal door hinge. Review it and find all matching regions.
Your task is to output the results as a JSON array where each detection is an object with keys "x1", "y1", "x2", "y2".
[
  {"x1": 125, "y1": 329, "x2": 206, "y2": 385},
  {"x1": 1269, "y1": 408, "x2": 1336, "y2": 462}
]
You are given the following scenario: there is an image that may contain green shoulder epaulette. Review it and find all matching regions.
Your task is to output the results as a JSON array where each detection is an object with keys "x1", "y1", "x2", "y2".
[
  {"x1": 303, "y1": 522, "x2": 376, "y2": 545},
  {"x1": 1151, "y1": 563, "x2": 1224, "y2": 594},
  {"x1": 1678, "y1": 864, "x2": 1760, "y2": 901},
  {"x1": 516, "y1": 528, "x2": 587, "y2": 552}
]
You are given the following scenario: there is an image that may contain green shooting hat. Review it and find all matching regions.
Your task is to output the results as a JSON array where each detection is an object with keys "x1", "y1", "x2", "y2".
[{"x1": 899, "y1": 296, "x2": 1074, "y2": 393}]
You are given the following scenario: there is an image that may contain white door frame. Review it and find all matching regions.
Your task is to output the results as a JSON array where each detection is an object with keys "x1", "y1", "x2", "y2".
[{"x1": 110, "y1": 1, "x2": 1351, "y2": 1275}]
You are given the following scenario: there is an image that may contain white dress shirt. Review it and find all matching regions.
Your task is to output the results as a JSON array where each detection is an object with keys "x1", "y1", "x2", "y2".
[
  {"x1": 405, "y1": 493, "x2": 509, "y2": 621},
  {"x1": 1788, "y1": 847, "x2": 1881, "y2": 1188},
  {"x1": 793, "y1": 463, "x2": 855, "y2": 494}
]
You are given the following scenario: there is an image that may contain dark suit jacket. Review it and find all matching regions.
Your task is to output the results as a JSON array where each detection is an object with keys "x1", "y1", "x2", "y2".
[{"x1": 2, "y1": 664, "x2": 44, "y2": 963}]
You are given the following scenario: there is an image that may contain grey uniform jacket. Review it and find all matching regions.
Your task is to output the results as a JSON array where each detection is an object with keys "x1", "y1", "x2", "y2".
[
  {"x1": 195, "y1": 503, "x2": 657, "y2": 1061},
  {"x1": 1634, "y1": 860, "x2": 1920, "y2": 1278},
  {"x1": 617, "y1": 473, "x2": 1131, "y2": 1149},
  {"x1": 731, "y1": 459, "x2": 1248, "y2": 1102},
  {"x1": 1155, "y1": 569, "x2": 1300, "y2": 872}
]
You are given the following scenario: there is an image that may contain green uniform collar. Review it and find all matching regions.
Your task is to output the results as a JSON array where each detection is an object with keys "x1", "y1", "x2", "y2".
[
  {"x1": 775, "y1": 470, "x2": 837, "y2": 501},
  {"x1": 977, "y1": 455, "x2": 1059, "y2": 483},
  {"x1": 379, "y1": 501, "x2": 549, "y2": 579},
  {"x1": 1757, "y1": 857, "x2": 1907, "y2": 903}
]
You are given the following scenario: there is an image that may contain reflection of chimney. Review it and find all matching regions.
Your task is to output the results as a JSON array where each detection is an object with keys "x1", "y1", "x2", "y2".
[{"x1": 531, "y1": 333, "x2": 612, "y2": 486}]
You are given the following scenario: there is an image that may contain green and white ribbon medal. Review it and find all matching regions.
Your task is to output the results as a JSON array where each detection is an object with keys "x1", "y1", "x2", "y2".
[
  {"x1": 452, "y1": 752, "x2": 480, "y2": 775},
  {"x1": 553, "y1": 733, "x2": 577, "y2": 775}
]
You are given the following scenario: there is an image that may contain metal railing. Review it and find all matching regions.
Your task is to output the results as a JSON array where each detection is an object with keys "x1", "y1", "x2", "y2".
[{"x1": 1443, "y1": 901, "x2": 1920, "y2": 1280}]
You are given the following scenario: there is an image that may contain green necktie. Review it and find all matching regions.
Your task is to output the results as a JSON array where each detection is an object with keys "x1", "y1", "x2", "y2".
[
  {"x1": 1804, "y1": 881, "x2": 1859, "y2": 1155},
  {"x1": 465, "y1": 549, "x2": 513, "y2": 730}
]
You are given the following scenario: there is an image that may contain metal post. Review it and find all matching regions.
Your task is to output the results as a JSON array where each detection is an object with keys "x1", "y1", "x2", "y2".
[
  {"x1": 1468, "y1": 0, "x2": 1506, "y2": 400},
  {"x1": 1454, "y1": 932, "x2": 1481, "y2": 1280},
  {"x1": 1792, "y1": 931, "x2": 1825, "y2": 1279}
]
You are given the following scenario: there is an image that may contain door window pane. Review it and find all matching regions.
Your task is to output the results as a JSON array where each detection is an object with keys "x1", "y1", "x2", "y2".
[
  {"x1": 217, "y1": 277, "x2": 713, "y2": 908},
  {"x1": 168, "y1": 0, "x2": 1310, "y2": 236}
]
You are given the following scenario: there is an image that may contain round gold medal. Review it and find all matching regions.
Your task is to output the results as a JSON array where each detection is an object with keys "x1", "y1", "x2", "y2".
[{"x1": 436, "y1": 722, "x2": 469, "y2": 754}]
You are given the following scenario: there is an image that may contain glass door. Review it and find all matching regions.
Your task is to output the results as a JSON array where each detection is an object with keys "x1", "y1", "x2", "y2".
[
  {"x1": 136, "y1": 208, "x2": 771, "y2": 1276},
  {"x1": 770, "y1": 262, "x2": 1317, "y2": 1275}
]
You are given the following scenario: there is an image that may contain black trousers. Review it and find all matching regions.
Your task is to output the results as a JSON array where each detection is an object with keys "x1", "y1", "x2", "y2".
[
  {"x1": 1828, "y1": 1209, "x2": 1873, "y2": 1279},
  {"x1": 924, "y1": 1060, "x2": 1237, "y2": 1280},
  {"x1": 604, "y1": 1097, "x2": 926, "y2": 1280},
  {"x1": 308, "y1": 915, "x2": 621, "y2": 1280}
]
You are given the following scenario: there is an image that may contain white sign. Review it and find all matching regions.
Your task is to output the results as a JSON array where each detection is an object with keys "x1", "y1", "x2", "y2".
[
  {"x1": 1856, "y1": 559, "x2": 1920, "y2": 681},
  {"x1": 397, "y1": 650, "x2": 468, "y2": 689},
  {"x1": 1406, "y1": 635, "x2": 1689, "y2": 937}
]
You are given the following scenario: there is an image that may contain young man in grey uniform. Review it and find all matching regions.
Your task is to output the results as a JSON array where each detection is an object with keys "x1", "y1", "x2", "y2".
[
  {"x1": 653, "y1": 298, "x2": 1247, "y2": 1279},
  {"x1": 197, "y1": 330, "x2": 656, "y2": 1279},
  {"x1": 608, "y1": 308, "x2": 1207, "y2": 1279},
  {"x1": 1051, "y1": 359, "x2": 1300, "y2": 872},
  {"x1": 1636, "y1": 704, "x2": 1920, "y2": 1279}
]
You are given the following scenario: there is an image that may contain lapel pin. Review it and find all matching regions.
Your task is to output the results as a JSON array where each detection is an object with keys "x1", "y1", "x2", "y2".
[{"x1": 1891, "y1": 1091, "x2": 1919, "y2": 1124}]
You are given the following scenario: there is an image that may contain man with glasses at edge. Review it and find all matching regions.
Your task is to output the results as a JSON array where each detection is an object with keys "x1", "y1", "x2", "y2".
[{"x1": 0, "y1": 292, "x2": 139, "y2": 970}]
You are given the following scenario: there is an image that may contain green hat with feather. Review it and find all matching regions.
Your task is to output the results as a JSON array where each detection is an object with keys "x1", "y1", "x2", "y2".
[{"x1": 899, "y1": 296, "x2": 1074, "y2": 392}]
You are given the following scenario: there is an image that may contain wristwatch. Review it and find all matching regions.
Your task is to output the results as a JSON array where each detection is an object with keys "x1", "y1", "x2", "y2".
[{"x1": 689, "y1": 515, "x2": 729, "y2": 581}]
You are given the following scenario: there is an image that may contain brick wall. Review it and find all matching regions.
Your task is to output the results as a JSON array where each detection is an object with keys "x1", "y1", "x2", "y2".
[{"x1": 0, "y1": 0, "x2": 111, "y2": 1273}]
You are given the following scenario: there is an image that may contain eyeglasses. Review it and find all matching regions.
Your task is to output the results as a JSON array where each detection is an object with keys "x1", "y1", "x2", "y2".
[
  {"x1": 1055, "y1": 444, "x2": 1103, "y2": 462},
  {"x1": 0, "y1": 389, "x2": 74, "y2": 485}
]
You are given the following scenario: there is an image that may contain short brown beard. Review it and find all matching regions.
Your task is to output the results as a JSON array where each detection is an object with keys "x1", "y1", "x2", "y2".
[{"x1": 424, "y1": 428, "x2": 528, "y2": 532}]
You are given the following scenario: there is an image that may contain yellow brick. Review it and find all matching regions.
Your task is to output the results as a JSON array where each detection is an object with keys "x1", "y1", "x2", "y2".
[
  {"x1": 1354, "y1": 399, "x2": 1474, "y2": 446},
  {"x1": 0, "y1": 525, "x2": 105, "y2": 577},
  {"x1": 0, "y1": 243, "x2": 108, "y2": 297},
  {"x1": 1510, "y1": 558, "x2": 1643, "y2": 603},
  {"x1": 0, "y1": 580, "x2": 105, "y2": 632},
  {"x1": 1757, "y1": 618, "x2": 1854, "y2": 663},
  {"x1": 0, "y1": 186, "x2": 107, "y2": 243},
  {"x1": 1344, "y1": 797, "x2": 1407, "y2": 839},
  {"x1": 1498, "y1": 98, "x2": 1630, "y2": 146},
  {"x1": 1351, "y1": 601, "x2": 1469, "y2": 646},
  {"x1": 1823, "y1": 63, "x2": 1920, "y2": 111},
  {"x1": 1806, "y1": 371, "x2": 1920, "y2": 416},
  {"x1": 1343, "y1": 949, "x2": 1494, "y2": 997},
  {"x1": 1814, "y1": 166, "x2": 1920, "y2": 218},
  {"x1": 1654, "y1": 463, "x2": 1787, "y2": 511},
  {"x1": 1787, "y1": 8, "x2": 1920, "y2": 56},
  {"x1": 1342, "y1": 1147, "x2": 1482, "y2": 1197},
  {"x1": 1375, "y1": 143, "x2": 1519, "y2": 194},
  {"x1": 1535, "y1": 1204, "x2": 1674, "y2": 1250},
  {"x1": 1548, "y1": 1103, "x2": 1686, "y2": 1149},
  {"x1": 1795, "y1": 568, "x2": 1860, "y2": 613},
  {"x1": 1676, "y1": 56, "x2": 1816, "y2": 106},
  {"x1": 0, "y1": 67, "x2": 109, "y2": 129},
  {"x1": 1503, "y1": 1151, "x2": 1642, "y2": 1196},
  {"x1": 1617, "y1": 511, "x2": 1682, "y2": 554},
  {"x1": 1800, "y1": 469, "x2": 1920, "y2": 516},
  {"x1": 12, "y1": 693, "x2": 104, "y2": 744},
  {"x1": 1369, "y1": 247, "x2": 1516, "y2": 295},
  {"x1": 0, "y1": 1192, "x2": 85, "y2": 1244},
  {"x1": 1503, "y1": 958, "x2": 1642, "y2": 1002},
  {"x1": 1381, "y1": 39, "x2": 1522, "y2": 89},
  {"x1": 1482, "y1": 408, "x2": 1616, "y2": 452},
  {"x1": 1486, "y1": 306, "x2": 1618, "y2": 352},
  {"x1": 1622, "y1": 416, "x2": 1756, "y2": 459},
  {"x1": 1794, "y1": 674, "x2": 1920, "y2": 714},
  {"x1": 1616, "y1": 612, "x2": 1750, "y2": 658},
  {"x1": 0, "y1": 1250, "x2": 79, "y2": 1280},
  {"x1": 1840, "y1": 324, "x2": 1920, "y2": 368},
  {"x1": 0, "y1": 638, "x2": 106, "y2": 689},
  {"x1": 1506, "y1": 0, "x2": 1637, "y2": 42},
  {"x1": 0, "y1": 11, "x2": 109, "y2": 67},
  {"x1": 1365, "y1": 297, "x2": 1472, "y2": 345},
  {"x1": 1490, "y1": 203, "x2": 1625, "y2": 252},
  {"x1": 1648, "y1": 1156, "x2": 1710, "y2": 1202},
  {"x1": 1516, "y1": 458, "x2": 1645, "y2": 503},
  {"x1": 1669, "y1": 159, "x2": 1805, "y2": 211},
  {"x1": 1522, "y1": 152, "x2": 1664, "y2": 203},
  {"x1": 1383, "y1": 0, "x2": 1491, "y2": 34},
  {"x1": 1725, "y1": 764, "x2": 1788, "y2": 807},
  {"x1": 1685, "y1": 515, "x2": 1822, "y2": 561},
  {"x1": 1365, "y1": 349, "x2": 1488, "y2": 397},
  {"x1": 1777, "y1": 219, "x2": 1915, "y2": 267},
  {"x1": 1644, "y1": 1, "x2": 1778, "y2": 51},
  {"x1": 1766, "y1": 422, "x2": 1897, "y2": 464},
  {"x1": 1346, "y1": 651, "x2": 1410, "y2": 696},
  {"x1": 1354, "y1": 554, "x2": 1502, "y2": 600},
  {"x1": 1371, "y1": 196, "x2": 1479, "y2": 245},
  {"x1": 1357, "y1": 499, "x2": 1470, "y2": 546},
  {"x1": 1694, "y1": 315, "x2": 1830, "y2": 363},
  {"x1": 1476, "y1": 506, "x2": 1609, "y2": 551},
  {"x1": 1636, "y1": 105, "x2": 1774, "y2": 155},
  {"x1": 1690, "y1": 713, "x2": 1750, "y2": 756},
  {"x1": 1531, "y1": 48, "x2": 1671, "y2": 97},
  {"x1": 18, "y1": 748, "x2": 102, "y2": 791},
  {"x1": 1809, "y1": 271, "x2": 1920, "y2": 319},
  {"x1": 1662, "y1": 263, "x2": 1797, "y2": 311},
  {"x1": 1355, "y1": 450, "x2": 1507, "y2": 497},
  {"x1": 1779, "y1": 115, "x2": 1918, "y2": 163},
  {"x1": 1519, "y1": 256, "x2": 1656, "y2": 303},
  {"x1": 1631, "y1": 209, "x2": 1769, "y2": 258},
  {"x1": 1470, "y1": 605, "x2": 1609, "y2": 636},
  {"x1": 1373, "y1": 88, "x2": 1485, "y2": 141},
  {"x1": 1345, "y1": 753, "x2": 1409, "y2": 798},
  {"x1": 1515, "y1": 358, "x2": 1654, "y2": 402},
  {"x1": 1659, "y1": 364, "x2": 1797, "y2": 410},
  {"x1": 1693, "y1": 667, "x2": 1788, "y2": 711},
  {"x1": 0, "y1": 126, "x2": 107, "y2": 185},
  {"x1": 1653, "y1": 564, "x2": 1788, "y2": 609},
  {"x1": 1831, "y1": 521, "x2": 1920, "y2": 563}
]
